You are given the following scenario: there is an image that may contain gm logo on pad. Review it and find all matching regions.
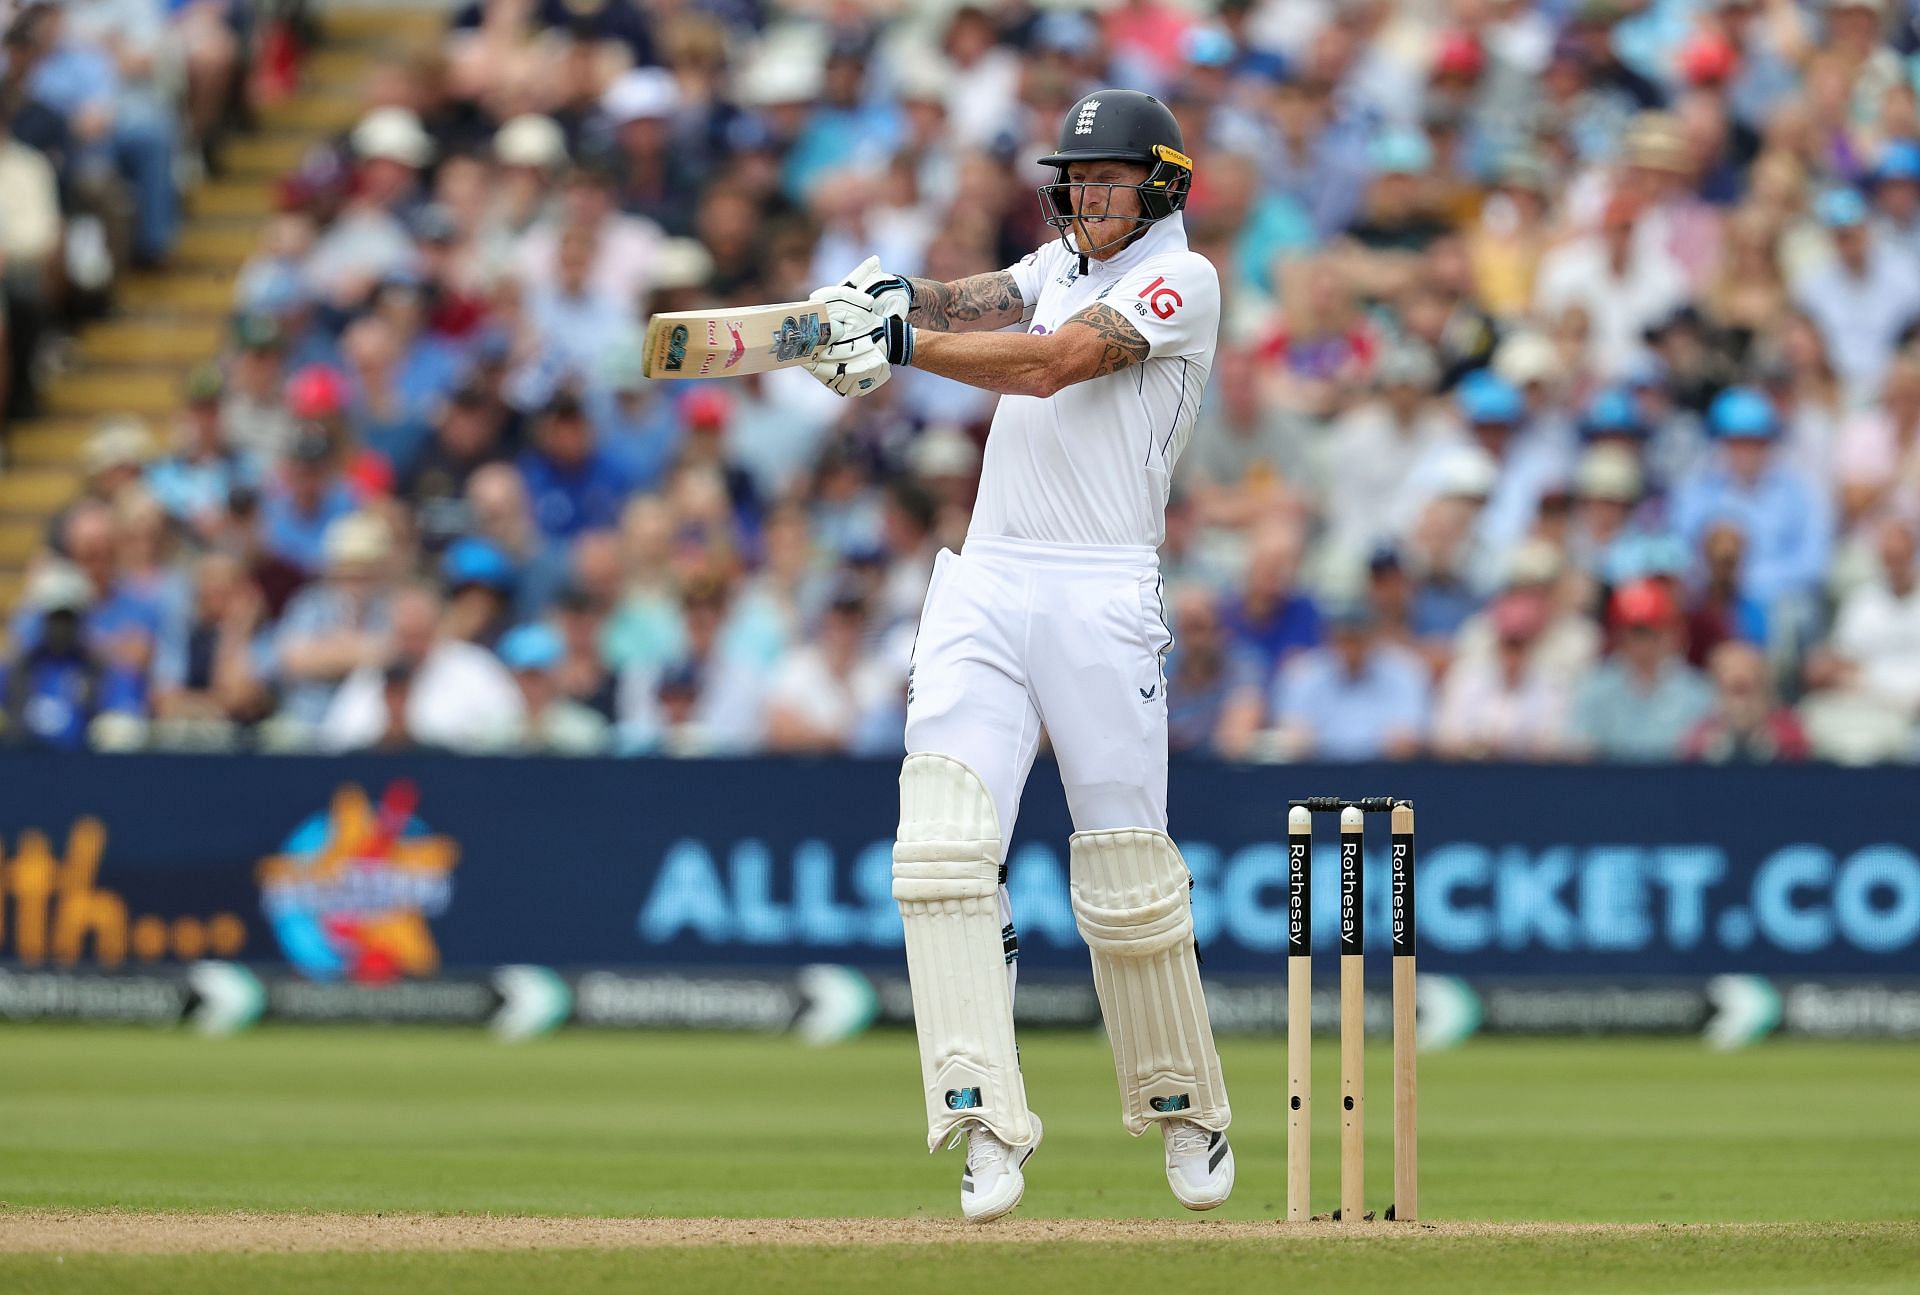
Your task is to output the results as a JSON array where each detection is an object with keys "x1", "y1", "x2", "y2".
[{"x1": 945, "y1": 1087, "x2": 984, "y2": 1110}]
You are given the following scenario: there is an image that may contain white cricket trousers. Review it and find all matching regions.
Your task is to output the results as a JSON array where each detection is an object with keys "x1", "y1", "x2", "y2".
[{"x1": 905, "y1": 535, "x2": 1174, "y2": 851}]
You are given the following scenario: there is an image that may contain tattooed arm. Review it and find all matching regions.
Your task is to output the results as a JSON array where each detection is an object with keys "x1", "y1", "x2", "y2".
[
  {"x1": 909, "y1": 302, "x2": 1150, "y2": 397},
  {"x1": 906, "y1": 272, "x2": 1028, "y2": 332}
]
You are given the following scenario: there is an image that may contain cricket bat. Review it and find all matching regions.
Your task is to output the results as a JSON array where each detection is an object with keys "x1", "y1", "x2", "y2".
[{"x1": 641, "y1": 302, "x2": 834, "y2": 380}]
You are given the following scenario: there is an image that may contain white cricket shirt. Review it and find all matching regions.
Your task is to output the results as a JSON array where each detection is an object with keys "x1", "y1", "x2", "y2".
[{"x1": 966, "y1": 213, "x2": 1220, "y2": 550}]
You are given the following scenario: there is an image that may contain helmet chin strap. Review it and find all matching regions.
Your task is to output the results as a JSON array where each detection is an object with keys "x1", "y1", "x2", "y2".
[{"x1": 1070, "y1": 216, "x2": 1153, "y2": 269}]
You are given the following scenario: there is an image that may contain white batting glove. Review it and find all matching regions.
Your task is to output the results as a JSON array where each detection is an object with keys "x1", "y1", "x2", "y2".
[
  {"x1": 816, "y1": 254, "x2": 913, "y2": 321},
  {"x1": 805, "y1": 332, "x2": 892, "y2": 398}
]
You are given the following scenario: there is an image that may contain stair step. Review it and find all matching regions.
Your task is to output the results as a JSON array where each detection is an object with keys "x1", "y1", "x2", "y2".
[
  {"x1": 0, "y1": 571, "x2": 22, "y2": 617},
  {"x1": 260, "y1": 92, "x2": 366, "y2": 135},
  {"x1": 325, "y1": 8, "x2": 446, "y2": 44},
  {"x1": 191, "y1": 179, "x2": 278, "y2": 219},
  {"x1": 9, "y1": 421, "x2": 97, "y2": 467},
  {"x1": 304, "y1": 47, "x2": 381, "y2": 90},
  {"x1": 47, "y1": 371, "x2": 179, "y2": 418},
  {"x1": 80, "y1": 319, "x2": 224, "y2": 367},
  {"x1": 0, "y1": 519, "x2": 44, "y2": 566},
  {"x1": 174, "y1": 224, "x2": 261, "y2": 270},
  {"x1": 223, "y1": 133, "x2": 315, "y2": 178},
  {"x1": 120, "y1": 273, "x2": 234, "y2": 315},
  {"x1": 0, "y1": 468, "x2": 82, "y2": 513}
]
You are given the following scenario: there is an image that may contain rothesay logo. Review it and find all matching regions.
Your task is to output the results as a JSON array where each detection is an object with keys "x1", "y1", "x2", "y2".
[{"x1": 1074, "y1": 98, "x2": 1102, "y2": 134}]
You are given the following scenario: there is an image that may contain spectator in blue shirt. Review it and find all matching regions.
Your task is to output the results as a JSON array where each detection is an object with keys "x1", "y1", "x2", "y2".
[
  {"x1": 1670, "y1": 386, "x2": 1832, "y2": 610},
  {"x1": 517, "y1": 387, "x2": 633, "y2": 541},
  {"x1": 1272, "y1": 601, "x2": 1430, "y2": 761},
  {"x1": 3, "y1": 565, "x2": 100, "y2": 750},
  {"x1": 1166, "y1": 584, "x2": 1266, "y2": 757},
  {"x1": 1792, "y1": 186, "x2": 1920, "y2": 399},
  {"x1": 1223, "y1": 519, "x2": 1321, "y2": 690},
  {"x1": 261, "y1": 429, "x2": 360, "y2": 574},
  {"x1": 146, "y1": 365, "x2": 256, "y2": 542}
]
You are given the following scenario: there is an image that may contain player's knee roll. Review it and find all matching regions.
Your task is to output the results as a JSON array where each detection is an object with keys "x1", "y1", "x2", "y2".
[{"x1": 1068, "y1": 828, "x2": 1195, "y2": 956}]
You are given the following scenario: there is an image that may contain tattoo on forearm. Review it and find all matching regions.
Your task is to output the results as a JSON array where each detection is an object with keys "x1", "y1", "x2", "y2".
[
  {"x1": 1072, "y1": 303, "x2": 1151, "y2": 377},
  {"x1": 907, "y1": 272, "x2": 1024, "y2": 331}
]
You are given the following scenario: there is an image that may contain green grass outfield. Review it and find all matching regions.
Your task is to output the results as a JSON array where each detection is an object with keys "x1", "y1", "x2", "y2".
[{"x1": 0, "y1": 1026, "x2": 1915, "y2": 1292}]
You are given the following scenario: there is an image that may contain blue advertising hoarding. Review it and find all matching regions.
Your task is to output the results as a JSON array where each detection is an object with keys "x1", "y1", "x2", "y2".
[{"x1": 0, "y1": 754, "x2": 1913, "y2": 983}]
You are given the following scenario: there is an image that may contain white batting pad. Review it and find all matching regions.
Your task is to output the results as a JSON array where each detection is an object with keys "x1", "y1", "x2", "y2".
[
  {"x1": 1070, "y1": 828, "x2": 1230, "y2": 1136},
  {"x1": 892, "y1": 753, "x2": 1034, "y2": 1151}
]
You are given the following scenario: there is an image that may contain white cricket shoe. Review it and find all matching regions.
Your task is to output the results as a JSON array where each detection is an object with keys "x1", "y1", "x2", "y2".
[
  {"x1": 1162, "y1": 1119, "x2": 1233, "y2": 1211},
  {"x1": 959, "y1": 1114, "x2": 1042, "y2": 1223}
]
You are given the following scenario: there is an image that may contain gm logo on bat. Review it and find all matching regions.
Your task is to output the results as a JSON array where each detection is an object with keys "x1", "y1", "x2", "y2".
[
  {"x1": 771, "y1": 313, "x2": 825, "y2": 362},
  {"x1": 662, "y1": 324, "x2": 690, "y2": 372}
]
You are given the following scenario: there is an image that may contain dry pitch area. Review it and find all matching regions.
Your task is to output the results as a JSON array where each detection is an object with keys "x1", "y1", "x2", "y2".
[{"x1": 10, "y1": 1211, "x2": 1896, "y2": 1253}]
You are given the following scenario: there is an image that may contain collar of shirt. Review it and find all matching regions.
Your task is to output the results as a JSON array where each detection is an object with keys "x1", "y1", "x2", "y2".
[{"x1": 1078, "y1": 211, "x2": 1189, "y2": 279}]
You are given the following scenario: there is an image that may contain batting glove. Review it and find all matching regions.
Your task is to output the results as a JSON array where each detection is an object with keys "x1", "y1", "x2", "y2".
[
  {"x1": 820, "y1": 254, "x2": 914, "y2": 321},
  {"x1": 805, "y1": 332, "x2": 892, "y2": 398}
]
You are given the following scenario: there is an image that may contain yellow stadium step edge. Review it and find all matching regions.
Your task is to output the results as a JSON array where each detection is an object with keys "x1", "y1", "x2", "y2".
[
  {"x1": 46, "y1": 372, "x2": 180, "y2": 419},
  {"x1": 0, "y1": 519, "x2": 44, "y2": 568},
  {"x1": 0, "y1": 469, "x2": 84, "y2": 514},
  {"x1": 79, "y1": 319, "x2": 225, "y2": 367}
]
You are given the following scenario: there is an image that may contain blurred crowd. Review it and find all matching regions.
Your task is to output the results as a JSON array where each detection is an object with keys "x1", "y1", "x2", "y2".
[
  {"x1": 0, "y1": 0, "x2": 287, "y2": 421},
  {"x1": 8, "y1": 0, "x2": 1920, "y2": 764}
]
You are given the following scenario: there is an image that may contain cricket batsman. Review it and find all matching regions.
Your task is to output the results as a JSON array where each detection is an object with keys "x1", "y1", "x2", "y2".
[{"x1": 802, "y1": 89, "x2": 1231, "y2": 1222}]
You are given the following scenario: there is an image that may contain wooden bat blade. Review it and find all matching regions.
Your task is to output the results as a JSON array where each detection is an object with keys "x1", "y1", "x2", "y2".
[{"x1": 641, "y1": 303, "x2": 831, "y2": 380}]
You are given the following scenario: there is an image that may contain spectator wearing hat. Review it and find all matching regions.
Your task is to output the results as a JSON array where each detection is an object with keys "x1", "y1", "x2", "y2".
[
  {"x1": 1433, "y1": 588, "x2": 1574, "y2": 760},
  {"x1": 3, "y1": 563, "x2": 101, "y2": 750},
  {"x1": 1347, "y1": 128, "x2": 1451, "y2": 257},
  {"x1": 474, "y1": 114, "x2": 568, "y2": 287},
  {"x1": 1569, "y1": 439, "x2": 1652, "y2": 577},
  {"x1": 303, "y1": 107, "x2": 434, "y2": 304},
  {"x1": 1792, "y1": 185, "x2": 1920, "y2": 399},
  {"x1": 320, "y1": 580, "x2": 523, "y2": 754},
  {"x1": 273, "y1": 512, "x2": 396, "y2": 731},
  {"x1": 1671, "y1": 386, "x2": 1832, "y2": 614},
  {"x1": 46, "y1": 418, "x2": 155, "y2": 553},
  {"x1": 616, "y1": 572, "x2": 766, "y2": 755},
  {"x1": 1868, "y1": 138, "x2": 1920, "y2": 263},
  {"x1": 149, "y1": 552, "x2": 274, "y2": 737},
  {"x1": 496, "y1": 623, "x2": 609, "y2": 755},
  {"x1": 365, "y1": 271, "x2": 467, "y2": 434},
  {"x1": 1408, "y1": 371, "x2": 1560, "y2": 564},
  {"x1": 146, "y1": 366, "x2": 255, "y2": 542},
  {"x1": 1398, "y1": 441, "x2": 1500, "y2": 626},
  {"x1": 1682, "y1": 640, "x2": 1810, "y2": 762},
  {"x1": 1468, "y1": 152, "x2": 1555, "y2": 320},
  {"x1": 260, "y1": 427, "x2": 359, "y2": 575},
  {"x1": 221, "y1": 314, "x2": 299, "y2": 471},
  {"x1": 517, "y1": 386, "x2": 633, "y2": 542},
  {"x1": 400, "y1": 383, "x2": 509, "y2": 552},
  {"x1": 763, "y1": 579, "x2": 900, "y2": 756},
  {"x1": 1534, "y1": 190, "x2": 1688, "y2": 381},
  {"x1": 1570, "y1": 579, "x2": 1714, "y2": 761},
  {"x1": 1270, "y1": 598, "x2": 1430, "y2": 761},
  {"x1": 439, "y1": 537, "x2": 517, "y2": 649}
]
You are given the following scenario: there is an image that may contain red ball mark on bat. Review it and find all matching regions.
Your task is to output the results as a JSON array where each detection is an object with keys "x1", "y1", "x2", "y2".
[{"x1": 1138, "y1": 276, "x2": 1183, "y2": 319}]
